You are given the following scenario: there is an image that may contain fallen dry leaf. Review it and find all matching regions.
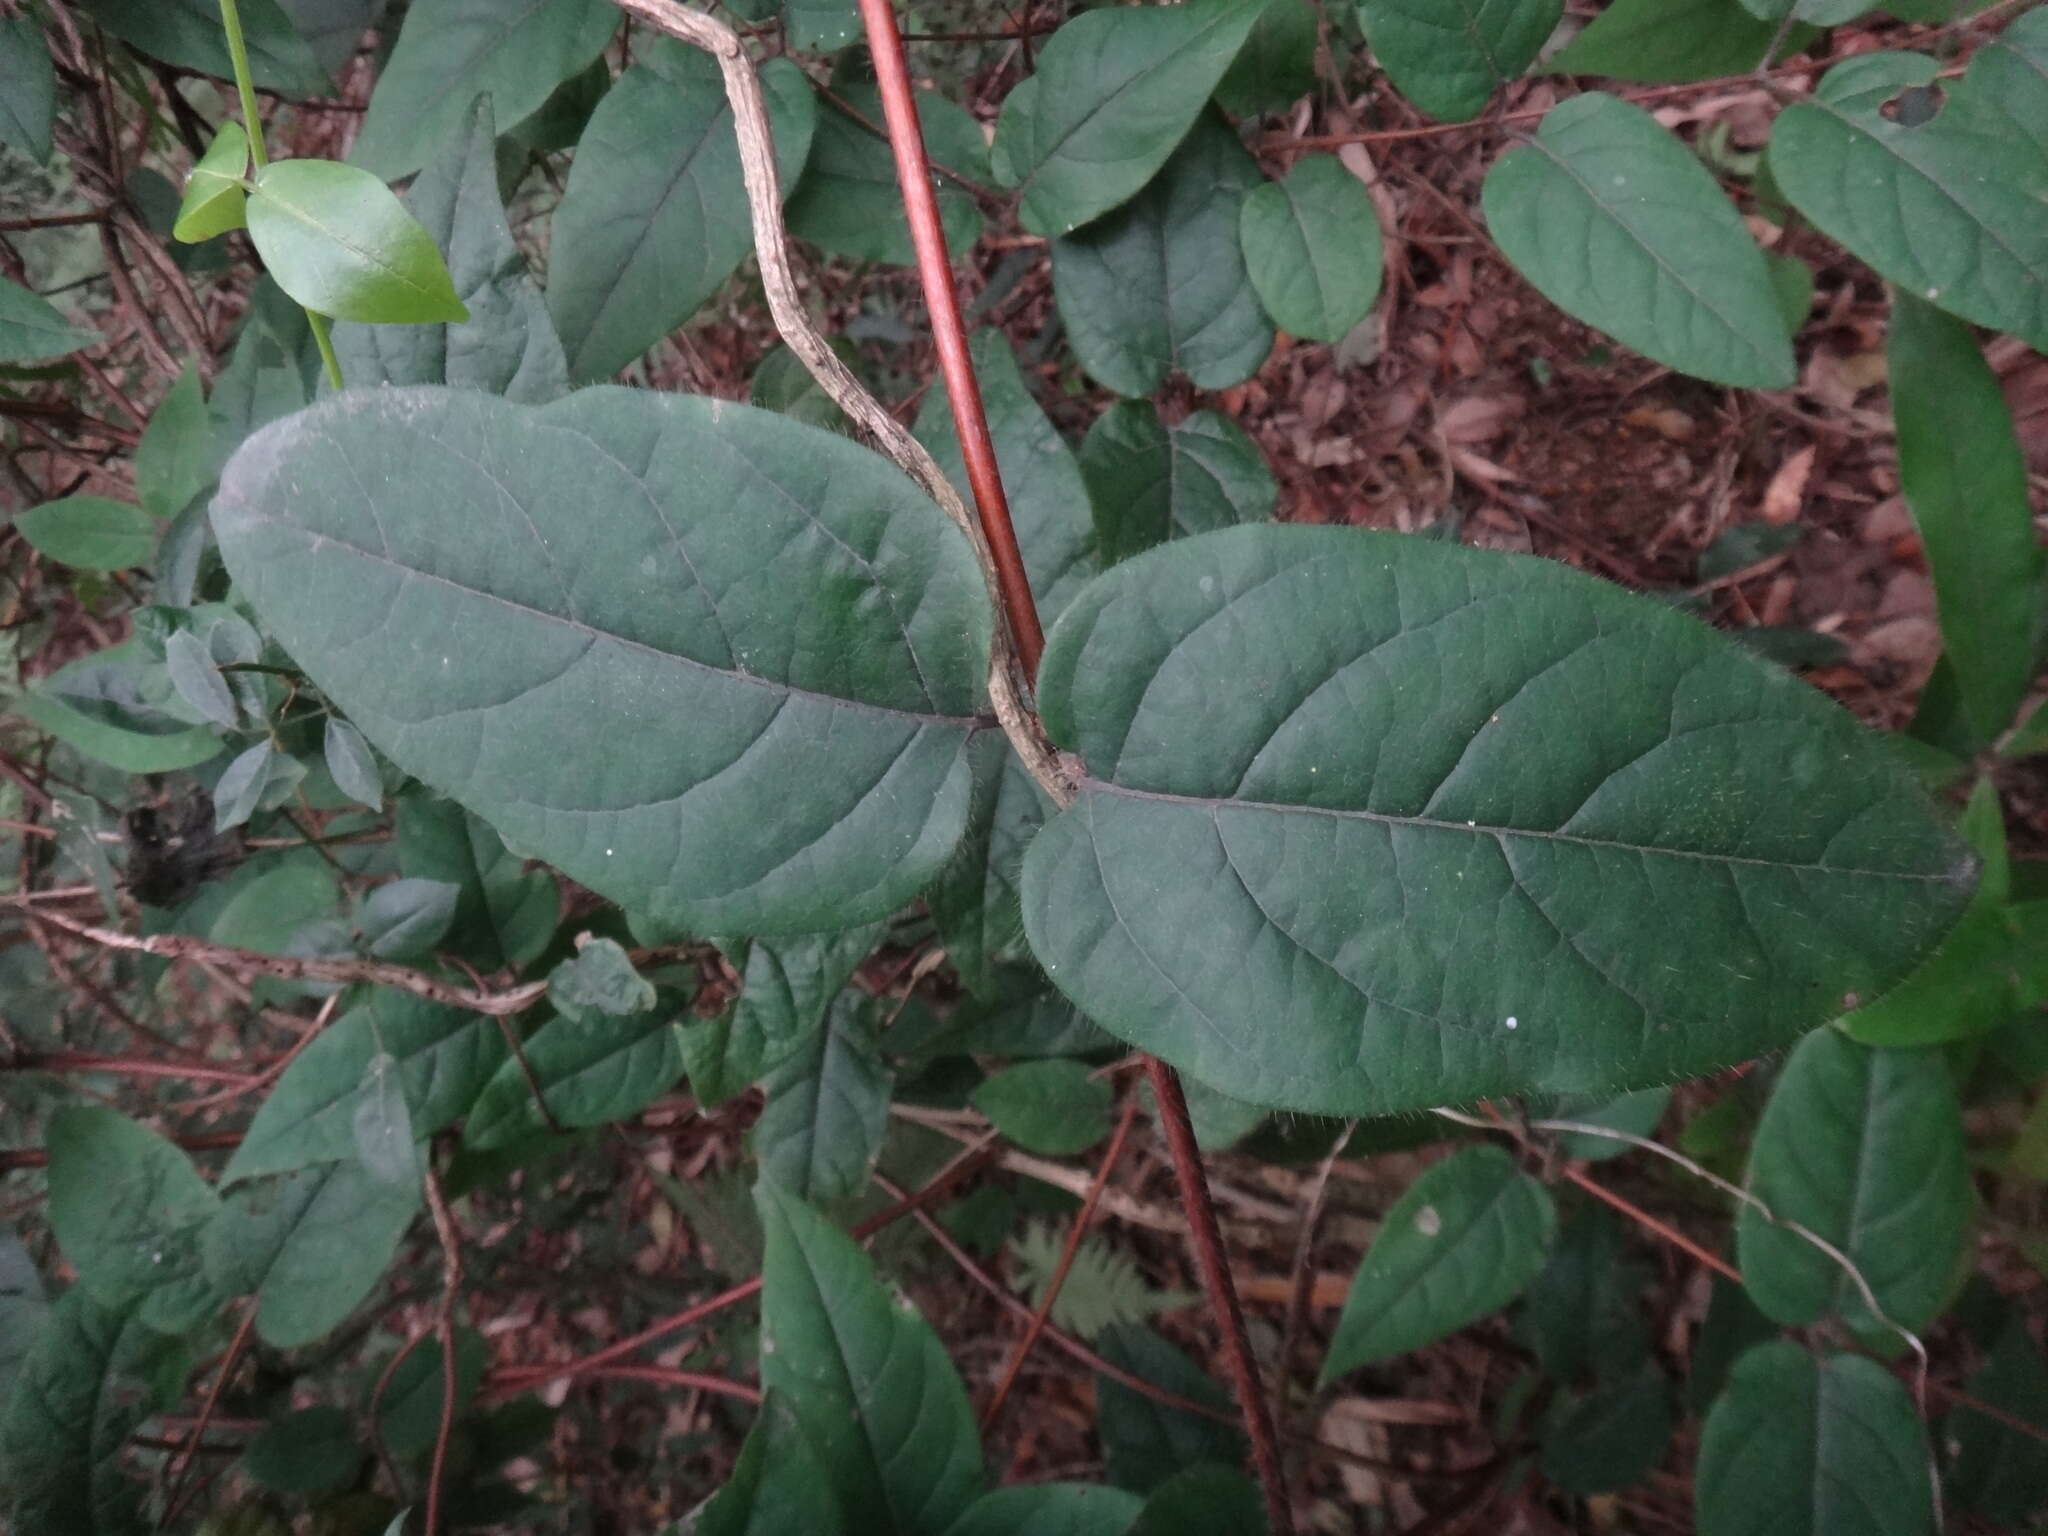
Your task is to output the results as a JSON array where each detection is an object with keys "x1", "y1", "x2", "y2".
[{"x1": 1761, "y1": 444, "x2": 1817, "y2": 524}]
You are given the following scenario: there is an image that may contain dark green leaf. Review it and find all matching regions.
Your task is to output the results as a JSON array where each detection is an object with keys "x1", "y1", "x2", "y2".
[
  {"x1": 202, "y1": 1160, "x2": 420, "y2": 1347},
  {"x1": 972, "y1": 1060, "x2": 1111, "y2": 1156},
  {"x1": 788, "y1": 83, "x2": 982, "y2": 267},
  {"x1": 944, "y1": 1486, "x2": 1142, "y2": 1536},
  {"x1": 1357, "y1": 0, "x2": 1562, "y2": 122},
  {"x1": 173, "y1": 123, "x2": 250, "y2": 243},
  {"x1": 1484, "y1": 93, "x2": 1794, "y2": 387},
  {"x1": 1239, "y1": 154, "x2": 1384, "y2": 342},
  {"x1": 332, "y1": 96, "x2": 569, "y2": 403},
  {"x1": 1321, "y1": 1145, "x2": 1554, "y2": 1380},
  {"x1": 164, "y1": 627, "x2": 238, "y2": 727},
  {"x1": 927, "y1": 747, "x2": 1055, "y2": 997},
  {"x1": 225, "y1": 991, "x2": 509, "y2": 1183},
  {"x1": 992, "y1": 0, "x2": 1270, "y2": 237},
  {"x1": 397, "y1": 799, "x2": 557, "y2": 973},
  {"x1": 756, "y1": 1180, "x2": 984, "y2": 1533},
  {"x1": 1052, "y1": 116, "x2": 1274, "y2": 397},
  {"x1": 325, "y1": 718, "x2": 384, "y2": 810},
  {"x1": 1079, "y1": 404, "x2": 1276, "y2": 565},
  {"x1": 0, "y1": 1224, "x2": 48, "y2": 1406},
  {"x1": 462, "y1": 1007, "x2": 682, "y2": 1148},
  {"x1": 752, "y1": 342, "x2": 852, "y2": 433},
  {"x1": 242, "y1": 1406, "x2": 363, "y2": 1495},
  {"x1": 753, "y1": 995, "x2": 893, "y2": 1202},
  {"x1": 1215, "y1": 0, "x2": 1318, "y2": 116},
  {"x1": 1947, "y1": 1319, "x2": 2048, "y2": 1526},
  {"x1": 1945, "y1": 8, "x2": 2048, "y2": 162},
  {"x1": 1540, "y1": 1363, "x2": 1675, "y2": 1494},
  {"x1": 547, "y1": 46, "x2": 813, "y2": 381},
  {"x1": 277, "y1": 0, "x2": 379, "y2": 80},
  {"x1": 1695, "y1": 1342, "x2": 1933, "y2": 1536},
  {"x1": 548, "y1": 936, "x2": 655, "y2": 1019},
  {"x1": 1020, "y1": 525, "x2": 1975, "y2": 1116},
  {"x1": 351, "y1": 1052, "x2": 422, "y2": 1185},
  {"x1": 1549, "y1": 0, "x2": 1818, "y2": 83},
  {"x1": 0, "y1": 15, "x2": 53, "y2": 162},
  {"x1": 1543, "y1": 1085, "x2": 1670, "y2": 1161},
  {"x1": 72, "y1": 0, "x2": 329, "y2": 96},
  {"x1": 1888, "y1": 294, "x2": 2043, "y2": 750},
  {"x1": 247, "y1": 160, "x2": 468, "y2": 324},
  {"x1": 136, "y1": 366, "x2": 212, "y2": 519},
  {"x1": 1093, "y1": 1323, "x2": 1244, "y2": 1494},
  {"x1": 783, "y1": 0, "x2": 858, "y2": 51},
  {"x1": 213, "y1": 741, "x2": 288, "y2": 831},
  {"x1": 0, "y1": 277, "x2": 96, "y2": 363},
  {"x1": 1737, "y1": 1029, "x2": 1971, "y2": 1336},
  {"x1": 212, "y1": 386, "x2": 993, "y2": 937},
  {"x1": 379, "y1": 1329, "x2": 486, "y2": 1458},
  {"x1": 359, "y1": 879, "x2": 460, "y2": 961},
  {"x1": 350, "y1": 0, "x2": 618, "y2": 181},
  {"x1": 46, "y1": 1106, "x2": 222, "y2": 1334},
  {"x1": 1129, "y1": 1465, "x2": 1265, "y2": 1536},
  {"x1": 16, "y1": 496, "x2": 157, "y2": 571},
  {"x1": 697, "y1": 1392, "x2": 845, "y2": 1535},
  {"x1": 1738, "y1": 0, "x2": 1908, "y2": 22},
  {"x1": 915, "y1": 331, "x2": 1097, "y2": 622},
  {"x1": 1515, "y1": 1200, "x2": 1651, "y2": 1382},
  {"x1": 687, "y1": 924, "x2": 885, "y2": 1107},
  {"x1": 17, "y1": 654, "x2": 222, "y2": 773}
]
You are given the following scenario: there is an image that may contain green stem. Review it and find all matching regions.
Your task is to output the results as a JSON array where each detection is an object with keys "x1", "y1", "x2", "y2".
[
  {"x1": 307, "y1": 311, "x2": 343, "y2": 390},
  {"x1": 215, "y1": 0, "x2": 268, "y2": 170}
]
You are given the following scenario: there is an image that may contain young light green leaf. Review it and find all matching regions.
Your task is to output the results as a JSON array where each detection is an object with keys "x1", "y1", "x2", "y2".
[
  {"x1": 0, "y1": 276, "x2": 96, "y2": 363},
  {"x1": 1549, "y1": 0, "x2": 1818, "y2": 82},
  {"x1": 212, "y1": 387, "x2": 994, "y2": 938},
  {"x1": 944, "y1": 1484, "x2": 1144, "y2": 1536},
  {"x1": 173, "y1": 122, "x2": 250, "y2": 243},
  {"x1": 992, "y1": 0, "x2": 1272, "y2": 237},
  {"x1": 1080, "y1": 404, "x2": 1277, "y2": 565},
  {"x1": 1321, "y1": 1145, "x2": 1555, "y2": 1380},
  {"x1": 1736, "y1": 1029, "x2": 1971, "y2": 1337},
  {"x1": 788, "y1": 83, "x2": 983, "y2": 268},
  {"x1": 324, "y1": 717, "x2": 383, "y2": 810},
  {"x1": 46, "y1": 1106, "x2": 223, "y2": 1334},
  {"x1": 332, "y1": 95, "x2": 569, "y2": 403},
  {"x1": 1768, "y1": 45, "x2": 2048, "y2": 350},
  {"x1": 1019, "y1": 526, "x2": 1976, "y2": 1117},
  {"x1": 1357, "y1": 0, "x2": 1562, "y2": 122},
  {"x1": 350, "y1": 0, "x2": 618, "y2": 181},
  {"x1": 359, "y1": 878, "x2": 460, "y2": 961},
  {"x1": 550, "y1": 936, "x2": 655, "y2": 1020},
  {"x1": 0, "y1": 15, "x2": 56, "y2": 163},
  {"x1": 463, "y1": 1008, "x2": 682, "y2": 1149},
  {"x1": 548, "y1": 45, "x2": 813, "y2": 381},
  {"x1": 1012, "y1": 1225, "x2": 1193, "y2": 1340},
  {"x1": 1695, "y1": 1342, "x2": 1933, "y2": 1536},
  {"x1": 756, "y1": 1180, "x2": 984, "y2": 1531},
  {"x1": 72, "y1": 0, "x2": 330, "y2": 96},
  {"x1": 397, "y1": 799, "x2": 557, "y2": 972},
  {"x1": 1239, "y1": 154, "x2": 1384, "y2": 342},
  {"x1": 351, "y1": 1052, "x2": 422, "y2": 1185},
  {"x1": 202, "y1": 1160, "x2": 421, "y2": 1348},
  {"x1": 1052, "y1": 116, "x2": 1274, "y2": 397},
  {"x1": 1483, "y1": 93, "x2": 1794, "y2": 388},
  {"x1": 135, "y1": 366, "x2": 211, "y2": 518},
  {"x1": 1093, "y1": 1324, "x2": 1247, "y2": 1494},
  {"x1": 915, "y1": 331, "x2": 1097, "y2": 623},
  {"x1": 752, "y1": 995, "x2": 893, "y2": 1202},
  {"x1": 973, "y1": 1060, "x2": 1112, "y2": 1157},
  {"x1": 15, "y1": 496, "x2": 157, "y2": 571},
  {"x1": 225, "y1": 991, "x2": 508, "y2": 1184},
  {"x1": 1888, "y1": 294, "x2": 2044, "y2": 751},
  {"x1": 247, "y1": 160, "x2": 468, "y2": 324},
  {"x1": 241, "y1": 1406, "x2": 363, "y2": 1497},
  {"x1": 163, "y1": 627, "x2": 239, "y2": 728},
  {"x1": 1215, "y1": 0, "x2": 1318, "y2": 116}
]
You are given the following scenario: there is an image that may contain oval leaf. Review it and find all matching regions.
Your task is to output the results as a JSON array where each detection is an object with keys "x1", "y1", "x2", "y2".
[
  {"x1": 973, "y1": 1060, "x2": 1113, "y2": 1157},
  {"x1": 788, "y1": 81, "x2": 981, "y2": 268},
  {"x1": 1080, "y1": 403, "x2": 1277, "y2": 565},
  {"x1": 1358, "y1": 0, "x2": 1563, "y2": 122},
  {"x1": 211, "y1": 386, "x2": 993, "y2": 937},
  {"x1": 1483, "y1": 93, "x2": 1795, "y2": 388},
  {"x1": 463, "y1": 1007, "x2": 682, "y2": 1149},
  {"x1": 0, "y1": 276, "x2": 96, "y2": 363},
  {"x1": 247, "y1": 160, "x2": 467, "y2": 323},
  {"x1": 1239, "y1": 154, "x2": 1384, "y2": 343},
  {"x1": 751, "y1": 995, "x2": 892, "y2": 1202},
  {"x1": 1019, "y1": 525, "x2": 1975, "y2": 1116}
]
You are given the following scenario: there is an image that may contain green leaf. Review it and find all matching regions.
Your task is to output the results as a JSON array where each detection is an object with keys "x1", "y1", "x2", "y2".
[
  {"x1": 783, "y1": 0, "x2": 858, "y2": 51},
  {"x1": 1549, "y1": 0, "x2": 1817, "y2": 83},
  {"x1": 927, "y1": 748, "x2": 1054, "y2": 997},
  {"x1": 1052, "y1": 116, "x2": 1274, "y2": 397},
  {"x1": 203, "y1": 1160, "x2": 421, "y2": 1347},
  {"x1": 1093, "y1": 1323, "x2": 1245, "y2": 1494},
  {"x1": 752, "y1": 342, "x2": 853, "y2": 433},
  {"x1": 378, "y1": 1329, "x2": 486, "y2": 1457},
  {"x1": 462, "y1": 1007, "x2": 682, "y2": 1148},
  {"x1": 351, "y1": 1051, "x2": 422, "y2": 1184},
  {"x1": 46, "y1": 1107, "x2": 222, "y2": 1334},
  {"x1": 1011, "y1": 1225, "x2": 1193, "y2": 1339},
  {"x1": 1544, "y1": 1085, "x2": 1670, "y2": 1161},
  {"x1": 16, "y1": 496, "x2": 160, "y2": 572},
  {"x1": 788, "y1": 83, "x2": 983, "y2": 267},
  {"x1": 213, "y1": 741, "x2": 295, "y2": 831},
  {"x1": 173, "y1": 122, "x2": 250, "y2": 243},
  {"x1": 397, "y1": 799, "x2": 557, "y2": 973},
  {"x1": 992, "y1": 0, "x2": 1272, "y2": 237},
  {"x1": 756, "y1": 1180, "x2": 984, "y2": 1533},
  {"x1": 331, "y1": 96, "x2": 569, "y2": 403},
  {"x1": 1768, "y1": 47, "x2": 2048, "y2": 351},
  {"x1": 1514, "y1": 1200, "x2": 1651, "y2": 1381},
  {"x1": 973, "y1": 1060, "x2": 1112, "y2": 1156},
  {"x1": 350, "y1": 0, "x2": 618, "y2": 182},
  {"x1": 944, "y1": 1485, "x2": 1143, "y2": 1536},
  {"x1": 247, "y1": 160, "x2": 468, "y2": 324},
  {"x1": 325, "y1": 718, "x2": 384, "y2": 810},
  {"x1": 549, "y1": 936, "x2": 655, "y2": 1020},
  {"x1": 1737, "y1": 0, "x2": 1907, "y2": 22},
  {"x1": 0, "y1": 1224, "x2": 48, "y2": 1406},
  {"x1": 0, "y1": 276, "x2": 95, "y2": 364},
  {"x1": 278, "y1": 0, "x2": 380, "y2": 81},
  {"x1": 1079, "y1": 404, "x2": 1276, "y2": 566},
  {"x1": 71, "y1": 0, "x2": 330, "y2": 96},
  {"x1": 687, "y1": 924, "x2": 884, "y2": 1107},
  {"x1": 0, "y1": 1290, "x2": 183, "y2": 1536},
  {"x1": 136, "y1": 366, "x2": 212, "y2": 518},
  {"x1": 914, "y1": 330, "x2": 1097, "y2": 622},
  {"x1": 1946, "y1": 1318, "x2": 2048, "y2": 1526},
  {"x1": 225, "y1": 991, "x2": 509, "y2": 1184},
  {"x1": 1019, "y1": 525, "x2": 1975, "y2": 1116},
  {"x1": 1321, "y1": 1145, "x2": 1554, "y2": 1380},
  {"x1": 1130, "y1": 1465, "x2": 1265, "y2": 1536},
  {"x1": 1888, "y1": 294, "x2": 2043, "y2": 750},
  {"x1": 164, "y1": 627, "x2": 238, "y2": 727},
  {"x1": 753, "y1": 995, "x2": 893, "y2": 1202},
  {"x1": 1239, "y1": 155, "x2": 1383, "y2": 344},
  {"x1": 1215, "y1": 0, "x2": 1318, "y2": 117},
  {"x1": 1540, "y1": 1363, "x2": 1675, "y2": 1495},
  {"x1": 359, "y1": 879, "x2": 460, "y2": 961},
  {"x1": 1946, "y1": 8, "x2": 2048, "y2": 164},
  {"x1": 697, "y1": 1392, "x2": 846, "y2": 1536},
  {"x1": 1695, "y1": 1342, "x2": 1933, "y2": 1536},
  {"x1": 1736, "y1": 1029, "x2": 1971, "y2": 1336},
  {"x1": 242, "y1": 1406, "x2": 363, "y2": 1496},
  {"x1": 1484, "y1": 93, "x2": 1794, "y2": 388},
  {"x1": 0, "y1": 15, "x2": 56, "y2": 163},
  {"x1": 212, "y1": 386, "x2": 992, "y2": 937},
  {"x1": 1357, "y1": 0, "x2": 1562, "y2": 122},
  {"x1": 547, "y1": 46, "x2": 814, "y2": 381}
]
